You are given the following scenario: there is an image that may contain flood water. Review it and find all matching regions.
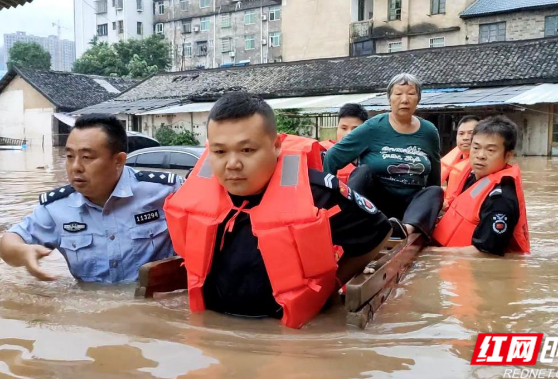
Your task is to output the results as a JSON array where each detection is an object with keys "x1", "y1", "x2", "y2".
[{"x1": 1, "y1": 147, "x2": 557, "y2": 379}]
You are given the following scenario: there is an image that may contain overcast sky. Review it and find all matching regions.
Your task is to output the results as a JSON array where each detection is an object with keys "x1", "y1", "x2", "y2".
[{"x1": 0, "y1": 0, "x2": 74, "y2": 45}]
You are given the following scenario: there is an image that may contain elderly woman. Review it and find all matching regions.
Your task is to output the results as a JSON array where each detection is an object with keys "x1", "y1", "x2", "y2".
[{"x1": 324, "y1": 73, "x2": 443, "y2": 239}]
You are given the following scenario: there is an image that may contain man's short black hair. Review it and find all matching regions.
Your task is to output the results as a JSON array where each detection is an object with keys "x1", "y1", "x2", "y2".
[
  {"x1": 458, "y1": 115, "x2": 480, "y2": 128},
  {"x1": 73, "y1": 114, "x2": 128, "y2": 153},
  {"x1": 338, "y1": 103, "x2": 369, "y2": 123},
  {"x1": 473, "y1": 115, "x2": 518, "y2": 152},
  {"x1": 208, "y1": 92, "x2": 277, "y2": 136}
]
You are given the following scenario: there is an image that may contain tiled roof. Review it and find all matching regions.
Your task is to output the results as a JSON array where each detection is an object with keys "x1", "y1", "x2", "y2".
[
  {"x1": 112, "y1": 37, "x2": 558, "y2": 104},
  {"x1": 0, "y1": 0, "x2": 33, "y2": 11},
  {"x1": 0, "y1": 67, "x2": 141, "y2": 111},
  {"x1": 461, "y1": 0, "x2": 558, "y2": 18}
]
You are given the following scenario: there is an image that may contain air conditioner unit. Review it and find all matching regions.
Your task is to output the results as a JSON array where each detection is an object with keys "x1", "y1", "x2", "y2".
[
  {"x1": 261, "y1": 39, "x2": 267, "y2": 45},
  {"x1": 229, "y1": 51, "x2": 236, "y2": 57},
  {"x1": 262, "y1": 14, "x2": 267, "y2": 21},
  {"x1": 193, "y1": 26, "x2": 200, "y2": 32}
]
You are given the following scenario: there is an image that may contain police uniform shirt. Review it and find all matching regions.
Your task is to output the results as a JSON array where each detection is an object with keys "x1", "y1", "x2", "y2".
[
  {"x1": 8, "y1": 166, "x2": 182, "y2": 283},
  {"x1": 202, "y1": 169, "x2": 392, "y2": 318},
  {"x1": 461, "y1": 173, "x2": 520, "y2": 256}
]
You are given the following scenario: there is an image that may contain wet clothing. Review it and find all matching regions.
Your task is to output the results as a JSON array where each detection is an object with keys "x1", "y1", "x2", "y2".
[
  {"x1": 324, "y1": 113, "x2": 441, "y2": 198},
  {"x1": 462, "y1": 173, "x2": 520, "y2": 256},
  {"x1": 348, "y1": 165, "x2": 444, "y2": 237},
  {"x1": 8, "y1": 166, "x2": 182, "y2": 283},
  {"x1": 202, "y1": 169, "x2": 391, "y2": 318}
]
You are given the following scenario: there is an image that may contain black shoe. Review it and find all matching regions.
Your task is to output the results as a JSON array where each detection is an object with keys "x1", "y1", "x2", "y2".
[{"x1": 389, "y1": 217, "x2": 408, "y2": 240}]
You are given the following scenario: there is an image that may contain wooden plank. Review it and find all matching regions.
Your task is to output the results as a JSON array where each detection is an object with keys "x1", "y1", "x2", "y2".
[
  {"x1": 346, "y1": 275, "x2": 397, "y2": 328},
  {"x1": 135, "y1": 256, "x2": 188, "y2": 298},
  {"x1": 345, "y1": 233, "x2": 424, "y2": 312}
]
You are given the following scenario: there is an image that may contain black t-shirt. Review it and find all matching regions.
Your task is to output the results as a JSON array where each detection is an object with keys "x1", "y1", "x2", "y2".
[
  {"x1": 461, "y1": 173, "x2": 520, "y2": 256},
  {"x1": 202, "y1": 169, "x2": 391, "y2": 318}
]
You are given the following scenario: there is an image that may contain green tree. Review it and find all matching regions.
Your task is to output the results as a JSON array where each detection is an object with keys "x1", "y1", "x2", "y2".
[
  {"x1": 72, "y1": 35, "x2": 171, "y2": 78},
  {"x1": 7, "y1": 42, "x2": 51, "y2": 71},
  {"x1": 154, "y1": 126, "x2": 176, "y2": 146},
  {"x1": 172, "y1": 130, "x2": 200, "y2": 146},
  {"x1": 276, "y1": 109, "x2": 314, "y2": 136}
]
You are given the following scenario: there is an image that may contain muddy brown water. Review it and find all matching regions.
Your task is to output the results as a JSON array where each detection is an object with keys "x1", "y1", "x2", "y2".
[{"x1": 1, "y1": 147, "x2": 557, "y2": 379}]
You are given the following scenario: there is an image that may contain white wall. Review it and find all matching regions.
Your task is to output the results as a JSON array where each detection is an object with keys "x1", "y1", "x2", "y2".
[
  {"x1": 74, "y1": 0, "x2": 97, "y2": 58},
  {"x1": 0, "y1": 90, "x2": 24, "y2": 139},
  {"x1": 139, "y1": 112, "x2": 209, "y2": 145}
]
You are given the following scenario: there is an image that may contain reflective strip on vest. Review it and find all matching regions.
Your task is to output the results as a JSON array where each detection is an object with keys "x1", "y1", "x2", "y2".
[
  {"x1": 198, "y1": 157, "x2": 213, "y2": 178},
  {"x1": 281, "y1": 155, "x2": 300, "y2": 187},
  {"x1": 470, "y1": 177, "x2": 490, "y2": 199}
]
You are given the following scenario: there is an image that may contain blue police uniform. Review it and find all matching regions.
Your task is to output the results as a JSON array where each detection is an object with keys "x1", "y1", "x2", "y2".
[{"x1": 8, "y1": 166, "x2": 182, "y2": 283}]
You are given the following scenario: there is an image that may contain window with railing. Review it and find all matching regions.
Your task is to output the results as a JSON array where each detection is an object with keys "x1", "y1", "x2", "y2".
[
  {"x1": 221, "y1": 38, "x2": 232, "y2": 53},
  {"x1": 221, "y1": 13, "x2": 231, "y2": 28},
  {"x1": 95, "y1": 0, "x2": 107, "y2": 14},
  {"x1": 429, "y1": 36, "x2": 445, "y2": 48},
  {"x1": 388, "y1": 41, "x2": 402, "y2": 53},
  {"x1": 431, "y1": 0, "x2": 445, "y2": 15},
  {"x1": 388, "y1": 0, "x2": 401, "y2": 21},
  {"x1": 197, "y1": 41, "x2": 208, "y2": 56}
]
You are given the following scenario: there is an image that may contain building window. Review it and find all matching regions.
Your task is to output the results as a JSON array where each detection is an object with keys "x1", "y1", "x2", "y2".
[
  {"x1": 431, "y1": 0, "x2": 445, "y2": 15},
  {"x1": 137, "y1": 22, "x2": 143, "y2": 35},
  {"x1": 118, "y1": 20, "x2": 124, "y2": 34},
  {"x1": 245, "y1": 10, "x2": 256, "y2": 25},
  {"x1": 155, "y1": 23, "x2": 164, "y2": 34},
  {"x1": 97, "y1": 23, "x2": 108, "y2": 36},
  {"x1": 545, "y1": 15, "x2": 558, "y2": 37},
  {"x1": 388, "y1": 41, "x2": 403, "y2": 53},
  {"x1": 269, "y1": 31, "x2": 281, "y2": 47},
  {"x1": 269, "y1": 6, "x2": 281, "y2": 21},
  {"x1": 112, "y1": 21, "x2": 117, "y2": 30},
  {"x1": 115, "y1": 0, "x2": 123, "y2": 10},
  {"x1": 200, "y1": 0, "x2": 210, "y2": 8},
  {"x1": 245, "y1": 35, "x2": 255, "y2": 50},
  {"x1": 429, "y1": 36, "x2": 445, "y2": 48},
  {"x1": 221, "y1": 13, "x2": 231, "y2": 28},
  {"x1": 182, "y1": 20, "x2": 192, "y2": 33},
  {"x1": 184, "y1": 42, "x2": 192, "y2": 57},
  {"x1": 388, "y1": 0, "x2": 401, "y2": 21},
  {"x1": 95, "y1": 0, "x2": 107, "y2": 14},
  {"x1": 479, "y1": 22, "x2": 506, "y2": 43},
  {"x1": 221, "y1": 38, "x2": 232, "y2": 53},
  {"x1": 196, "y1": 41, "x2": 208, "y2": 56},
  {"x1": 136, "y1": 0, "x2": 143, "y2": 11},
  {"x1": 180, "y1": 0, "x2": 189, "y2": 11},
  {"x1": 157, "y1": 1, "x2": 164, "y2": 15},
  {"x1": 200, "y1": 17, "x2": 210, "y2": 31}
]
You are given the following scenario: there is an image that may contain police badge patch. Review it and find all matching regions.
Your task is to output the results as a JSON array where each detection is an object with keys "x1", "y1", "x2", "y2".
[
  {"x1": 353, "y1": 191, "x2": 378, "y2": 215},
  {"x1": 63, "y1": 222, "x2": 87, "y2": 233},
  {"x1": 492, "y1": 213, "x2": 508, "y2": 234}
]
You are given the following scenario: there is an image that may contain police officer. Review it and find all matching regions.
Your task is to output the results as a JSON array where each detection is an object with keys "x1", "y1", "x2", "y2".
[{"x1": 0, "y1": 114, "x2": 181, "y2": 283}]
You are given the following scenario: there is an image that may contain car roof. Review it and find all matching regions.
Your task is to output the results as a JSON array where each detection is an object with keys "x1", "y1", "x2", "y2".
[
  {"x1": 126, "y1": 131, "x2": 159, "y2": 142},
  {"x1": 127, "y1": 145, "x2": 206, "y2": 157}
]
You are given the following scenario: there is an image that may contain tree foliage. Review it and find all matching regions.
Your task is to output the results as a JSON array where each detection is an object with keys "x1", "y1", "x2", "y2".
[
  {"x1": 155, "y1": 126, "x2": 200, "y2": 146},
  {"x1": 72, "y1": 36, "x2": 171, "y2": 78},
  {"x1": 275, "y1": 109, "x2": 314, "y2": 136},
  {"x1": 7, "y1": 42, "x2": 51, "y2": 71}
]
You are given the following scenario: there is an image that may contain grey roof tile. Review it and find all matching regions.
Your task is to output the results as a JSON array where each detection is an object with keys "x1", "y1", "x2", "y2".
[{"x1": 461, "y1": 0, "x2": 558, "y2": 17}]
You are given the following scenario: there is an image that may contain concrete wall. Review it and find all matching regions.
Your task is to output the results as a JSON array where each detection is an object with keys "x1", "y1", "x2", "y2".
[
  {"x1": 0, "y1": 76, "x2": 55, "y2": 147},
  {"x1": 94, "y1": 0, "x2": 154, "y2": 46},
  {"x1": 464, "y1": 8, "x2": 558, "y2": 44},
  {"x1": 372, "y1": 0, "x2": 476, "y2": 53},
  {"x1": 74, "y1": 0, "x2": 97, "y2": 58},
  {"x1": 506, "y1": 105, "x2": 551, "y2": 156},
  {"x1": 136, "y1": 112, "x2": 209, "y2": 144},
  {"x1": 282, "y1": 0, "x2": 351, "y2": 61}
]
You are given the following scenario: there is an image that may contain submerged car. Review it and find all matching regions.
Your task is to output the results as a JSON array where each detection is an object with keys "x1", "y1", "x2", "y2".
[{"x1": 125, "y1": 145, "x2": 205, "y2": 176}]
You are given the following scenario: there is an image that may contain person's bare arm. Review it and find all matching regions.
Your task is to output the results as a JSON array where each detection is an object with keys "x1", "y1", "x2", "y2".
[{"x1": 0, "y1": 232, "x2": 57, "y2": 281}]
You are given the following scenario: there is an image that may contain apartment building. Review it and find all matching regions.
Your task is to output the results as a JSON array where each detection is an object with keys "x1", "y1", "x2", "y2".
[
  {"x1": 74, "y1": 0, "x2": 155, "y2": 58},
  {"x1": 154, "y1": 0, "x2": 282, "y2": 70},
  {"x1": 3, "y1": 32, "x2": 76, "y2": 71}
]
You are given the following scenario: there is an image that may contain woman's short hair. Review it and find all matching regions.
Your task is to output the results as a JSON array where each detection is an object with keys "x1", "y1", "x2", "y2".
[{"x1": 387, "y1": 73, "x2": 422, "y2": 102}]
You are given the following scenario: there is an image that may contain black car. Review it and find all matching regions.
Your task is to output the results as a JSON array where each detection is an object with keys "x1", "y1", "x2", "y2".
[
  {"x1": 126, "y1": 131, "x2": 160, "y2": 153},
  {"x1": 125, "y1": 146, "x2": 205, "y2": 175}
]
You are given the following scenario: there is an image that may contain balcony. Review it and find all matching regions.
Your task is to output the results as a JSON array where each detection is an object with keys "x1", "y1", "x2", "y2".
[
  {"x1": 95, "y1": 0, "x2": 107, "y2": 14},
  {"x1": 350, "y1": 19, "x2": 373, "y2": 41}
]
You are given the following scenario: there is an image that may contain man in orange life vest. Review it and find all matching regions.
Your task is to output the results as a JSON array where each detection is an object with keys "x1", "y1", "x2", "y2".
[
  {"x1": 319, "y1": 104, "x2": 369, "y2": 183},
  {"x1": 432, "y1": 116, "x2": 530, "y2": 255},
  {"x1": 442, "y1": 116, "x2": 479, "y2": 209},
  {"x1": 164, "y1": 92, "x2": 392, "y2": 328}
]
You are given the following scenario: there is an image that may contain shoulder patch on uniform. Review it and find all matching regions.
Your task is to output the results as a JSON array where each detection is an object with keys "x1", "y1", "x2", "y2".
[
  {"x1": 39, "y1": 185, "x2": 75, "y2": 205},
  {"x1": 489, "y1": 185, "x2": 503, "y2": 198},
  {"x1": 135, "y1": 171, "x2": 178, "y2": 185},
  {"x1": 308, "y1": 169, "x2": 340, "y2": 190}
]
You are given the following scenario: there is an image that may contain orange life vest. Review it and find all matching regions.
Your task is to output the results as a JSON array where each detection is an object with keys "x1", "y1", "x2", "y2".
[
  {"x1": 432, "y1": 164, "x2": 530, "y2": 254},
  {"x1": 318, "y1": 140, "x2": 356, "y2": 184},
  {"x1": 441, "y1": 147, "x2": 466, "y2": 184},
  {"x1": 164, "y1": 135, "x2": 338, "y2": 329},
  {"x1": 444, "y1": 159, "x2": 469, "y2": 202}
]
